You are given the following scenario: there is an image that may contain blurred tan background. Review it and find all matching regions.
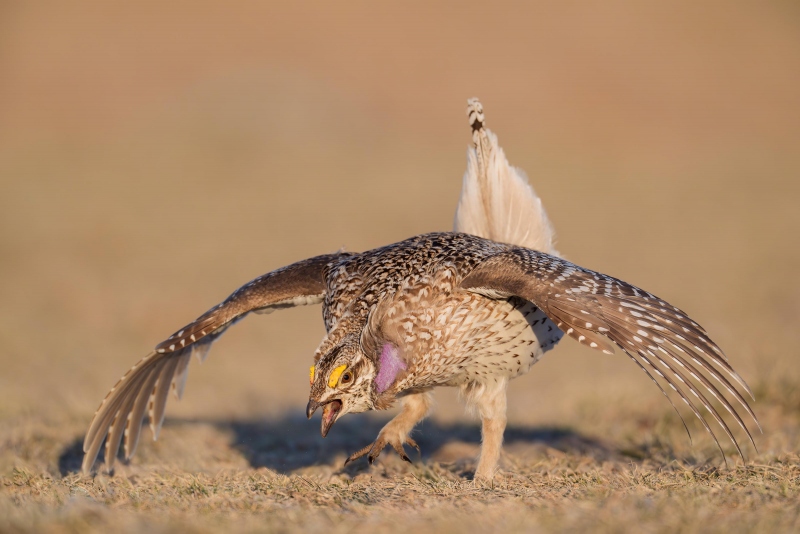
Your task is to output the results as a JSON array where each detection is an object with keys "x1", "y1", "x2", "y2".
[{"x1": 1, "y1": 1, "x2": 799, "y2": 467}]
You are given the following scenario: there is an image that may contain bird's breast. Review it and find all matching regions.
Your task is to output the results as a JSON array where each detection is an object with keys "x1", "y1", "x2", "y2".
[{"x1": 379, "y1": 282, "x2": 564, "y2": 391}]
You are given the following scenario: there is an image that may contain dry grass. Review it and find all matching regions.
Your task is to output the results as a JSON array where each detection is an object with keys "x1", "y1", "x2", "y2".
[
  {"x1": 3, "y1": 405, "x2": 800, "y2": 533},
  {"x1": 1, "y1": 2, "x2": 800, "y2": 532},
  {"x1": 3, "y1": 458, "x2": 800, "y2": 533}
]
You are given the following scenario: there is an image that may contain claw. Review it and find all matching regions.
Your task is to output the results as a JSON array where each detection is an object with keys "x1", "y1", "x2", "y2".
[
  {"x1": 367, "y1": 438, "x2": 387, "y2": 464},
  {"x1": 343, "y1": 436, "x2": 421, "y2": 467},
  {"x1": 344, "y1": 443, "x2": 372, "y2": 466},
  {"x1": 391, "y1": 440, "x2": 411, "y2": 463}
]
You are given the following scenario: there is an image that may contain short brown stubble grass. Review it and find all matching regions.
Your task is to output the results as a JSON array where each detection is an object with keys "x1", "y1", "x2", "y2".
[
  {"x1": 2, "y1": 375, "x2": 799, "y2": 533},
  {"x1": 2, "y1": 450, "x2": 799, "y2": 533}
]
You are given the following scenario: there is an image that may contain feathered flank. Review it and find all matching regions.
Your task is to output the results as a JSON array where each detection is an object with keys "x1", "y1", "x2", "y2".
[
  {"x1": 460, "y1": 247, "x2": 760, "y2": 461},
  {"x1": 82, "y1": 253, "x2": 347, "y2": 473},
  {"x1": 454, "y1": 98, "x2": 558, "y2": 255}
]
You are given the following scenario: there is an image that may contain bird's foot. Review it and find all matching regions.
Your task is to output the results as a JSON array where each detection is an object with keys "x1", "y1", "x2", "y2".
[{"x1": 344, "y1": 435, "x2": 420, "y2": 466}]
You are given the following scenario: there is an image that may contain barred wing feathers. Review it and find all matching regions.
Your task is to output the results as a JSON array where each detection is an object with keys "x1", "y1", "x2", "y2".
[
  {"x1": 460, "y1": 248, "x2": 759, "y2": 462},
  {"x1": 82, "y1": 253, "x2": 346, "y2": 473}
]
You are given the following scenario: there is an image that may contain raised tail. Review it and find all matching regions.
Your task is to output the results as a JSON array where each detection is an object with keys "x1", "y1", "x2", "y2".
[{"x1": 454, "y1": 98, "x2": 558, "y2": 255}]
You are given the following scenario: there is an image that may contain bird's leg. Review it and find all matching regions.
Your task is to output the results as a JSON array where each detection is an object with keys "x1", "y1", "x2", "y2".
[
  {"x1": 345, "y1": 390, "x2": 432, "y2": 465},
  {"x1": 473, "y1": 382, "x2": 508, "y2": 480}
]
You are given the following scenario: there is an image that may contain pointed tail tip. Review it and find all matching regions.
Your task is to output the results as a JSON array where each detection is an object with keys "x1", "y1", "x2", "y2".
[{"x1": 467, "y1": 98, "x2": 485, "y2": 131}]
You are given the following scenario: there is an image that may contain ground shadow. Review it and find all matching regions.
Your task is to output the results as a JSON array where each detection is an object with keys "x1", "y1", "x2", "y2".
[
  {"x1": 59, "y1": 411, "x2": 618, "y2": 477},
  {"x1": 224, "y1": 415, "x2": 616, "y2": 474},
  {"x1": 58, "y1": 438, "x2": 85, "y2": 476}
]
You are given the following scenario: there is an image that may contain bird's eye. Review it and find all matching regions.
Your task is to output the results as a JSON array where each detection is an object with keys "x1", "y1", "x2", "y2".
[{"x1": 340, "y1": 371, "x2": 353, "y2": 385}]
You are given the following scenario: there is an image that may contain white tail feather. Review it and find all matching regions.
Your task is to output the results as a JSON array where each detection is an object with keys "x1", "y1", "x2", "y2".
[{"x1": 454, "y1": 98, "x2": 558, "y2": 255}]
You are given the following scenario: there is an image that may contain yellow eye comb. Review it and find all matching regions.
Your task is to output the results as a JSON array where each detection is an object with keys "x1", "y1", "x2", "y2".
[
  {"x1": 328, "y1": 365, "x2": 347, "y2": 388},
  {"x1": 309, "y1": 365, "x2": 315, "y2": 386}
]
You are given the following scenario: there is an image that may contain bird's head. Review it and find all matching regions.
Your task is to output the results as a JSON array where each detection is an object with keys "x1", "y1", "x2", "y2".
[
  {"x1": 306, "y1": 340, "x2": 377, "y2": 437},
  {"x1": 306, "y1": 335, "x2": 407, "y2": 437}
]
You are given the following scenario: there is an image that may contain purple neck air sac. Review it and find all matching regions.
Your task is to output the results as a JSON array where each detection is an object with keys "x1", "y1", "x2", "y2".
[{"x1": 375, "y1": 343, "x2": 406, "y2": 393}]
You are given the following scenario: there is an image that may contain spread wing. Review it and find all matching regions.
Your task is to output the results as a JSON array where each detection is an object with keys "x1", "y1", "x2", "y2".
[
  {"x1": 460, "y1": 248, "x2": 760, "y2": 463},
  {"x1": 82, "y1": 253, "x2": 347, "y2": 473}
]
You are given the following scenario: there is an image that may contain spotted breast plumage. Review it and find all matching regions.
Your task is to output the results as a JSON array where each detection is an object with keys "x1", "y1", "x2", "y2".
[{"x1": 82, "y1": 99, "x2": 759, "y2": 480}]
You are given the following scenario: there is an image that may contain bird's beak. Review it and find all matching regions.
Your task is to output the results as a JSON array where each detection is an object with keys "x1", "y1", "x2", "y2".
[
  {"x1": 306, "y1": 399, "x2": 320, "y2": 419},
  {"x1": 306, "y1": 399, "x2": 343, "y2": 437}
]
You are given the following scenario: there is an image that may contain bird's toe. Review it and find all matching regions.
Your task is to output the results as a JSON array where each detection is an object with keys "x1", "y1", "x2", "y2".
[{"x1": 343, "y1": 434, "x2": 420, "y2": 466}]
